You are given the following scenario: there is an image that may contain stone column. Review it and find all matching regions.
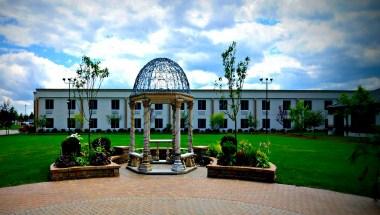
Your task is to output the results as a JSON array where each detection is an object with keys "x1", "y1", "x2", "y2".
[
  {"x1": 187, "y1": 101, "x2": 193, "y2": 153},
  {"x1": 171, "y1": 104, "x2": 176, "y2": 152},
  {"x1": 138, "y1": 99, "x2": 152, "y2": 172},
  {"x1": 172, "y1": 99, "x2": 185, "y2": 172},
  {"x1": 129, "y1": 101, "x2": 135, "y2": 153}
]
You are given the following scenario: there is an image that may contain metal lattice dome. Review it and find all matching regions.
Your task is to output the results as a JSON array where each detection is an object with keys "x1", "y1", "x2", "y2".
[{"x1": 133, "y1": 58, "x2": 190, "y2": 94}]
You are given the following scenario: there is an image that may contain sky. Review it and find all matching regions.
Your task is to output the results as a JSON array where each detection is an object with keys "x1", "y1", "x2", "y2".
[{"x1": 0, "y1": 0, "x2": 379, "y2": 114}]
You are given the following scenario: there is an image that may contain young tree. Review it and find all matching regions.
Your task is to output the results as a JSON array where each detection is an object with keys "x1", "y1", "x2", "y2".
[
  {"x1": 305, "y1": 111, "x2": 324, "y2": 137},
  {"x1": 338, "y1": 86, "x2": 376, "y2": 135},
  {"x1": 247, "y1": 112, "x2": 257, "y2": 132},
  {"x1": 216, "y1": 41, "x2": 250, "y2": 141},
  {"x1": 276, "y1": 105, "x2": 288, "y2": 129},
  {"x1": 0, "y1": 100, "x2": 17, "y2": 134},
  {"x1": 73, "y1": 56, "x2": 109, "y2": 147},
  {"x1": 289, "y1": 100, "x2": 310, "y2": 131},
  {"x1": 210, "y1": 112, "x2": 225, "y2": 130}
]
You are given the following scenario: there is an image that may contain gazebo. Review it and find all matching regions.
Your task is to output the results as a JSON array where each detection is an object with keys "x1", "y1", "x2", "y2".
[{"x1": 128, "y1": 58, "x2": 195, "y2": 174}]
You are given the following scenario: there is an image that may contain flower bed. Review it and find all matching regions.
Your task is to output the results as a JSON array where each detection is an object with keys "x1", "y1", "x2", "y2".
[
  {"x1": 50, "y1": 160, "x2": 121, "y2": 181},
  {"x1": 206, "y1": 157, "x2": 276, "y2": 183}
]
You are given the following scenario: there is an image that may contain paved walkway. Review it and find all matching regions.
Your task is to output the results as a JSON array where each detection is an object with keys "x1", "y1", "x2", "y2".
[{"x1": 0, "y1": 165, "x2": 379, "y2": 215}]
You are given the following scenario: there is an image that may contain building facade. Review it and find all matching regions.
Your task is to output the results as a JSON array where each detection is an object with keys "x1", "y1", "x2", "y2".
[{"x1": 34, "y1": 88, "x2": 363, "y2": 133}]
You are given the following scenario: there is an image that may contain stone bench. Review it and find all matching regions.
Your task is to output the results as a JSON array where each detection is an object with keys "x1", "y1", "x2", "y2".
[
  {"x1": 181, "y1": 152, "x2": 196, "y2": 168},
  {"x1": 129, "y1": 152, "x2": 143, "y2": 167}
]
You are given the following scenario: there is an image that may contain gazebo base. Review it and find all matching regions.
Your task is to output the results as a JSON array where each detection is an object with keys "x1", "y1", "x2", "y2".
[{"x1": 127, "y1": 164, "x2": 197, "y2": 175}]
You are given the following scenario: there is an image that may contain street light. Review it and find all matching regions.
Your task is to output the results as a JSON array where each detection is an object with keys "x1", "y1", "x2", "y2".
[
  {"x1": 260, "y1": 78, "x2": 273, "y2": 134},
  {"x1": 63, "y1": 78, "x2": 76, "y2": 133}
]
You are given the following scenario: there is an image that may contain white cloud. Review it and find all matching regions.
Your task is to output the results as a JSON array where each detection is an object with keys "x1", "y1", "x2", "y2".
[
  {"x1": 186, "y1": 69, "x2": 219, "y2": 89},
  {"x1": 185, "y1": 1, "x2": 213, "y2": 28},
  {"x1": 0, "y1": 51, "x2": 75, "y2": 113},
  {"x1": 247, "y1": 53, "x2": 303, "y2": 79},
  {"x1": 201, "y1": 22, "x2": 284, "y2": 50},
  {"x1": 101, "y1": 58, "x2": 142, "y2": 88}
]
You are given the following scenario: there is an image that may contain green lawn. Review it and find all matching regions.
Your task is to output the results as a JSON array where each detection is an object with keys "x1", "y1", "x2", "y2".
[{"x1": 0, "y1": 132, "x2": 376, "y2": 197}]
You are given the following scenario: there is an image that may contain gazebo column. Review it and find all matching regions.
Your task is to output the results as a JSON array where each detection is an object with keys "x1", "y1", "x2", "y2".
[
  {"x1": 138, "y1": 99, "x2": 152, "y2": 172},
  {"x1": 172, "y1": 99, "x2": 185, "y2": 172},
  {"x1": 129, "y1": 101, "x2": 135, "y2": 153},
  {"x1": 187, "y1": 101, "x2": 193, "y2": 153}
]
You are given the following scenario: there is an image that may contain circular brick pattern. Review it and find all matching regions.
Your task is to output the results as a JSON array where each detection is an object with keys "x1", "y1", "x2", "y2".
[{"x1": 16, "y1": 197, "x2": 301, "y2": 215}]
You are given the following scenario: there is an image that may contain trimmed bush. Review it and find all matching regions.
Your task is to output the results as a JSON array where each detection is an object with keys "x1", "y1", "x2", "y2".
[
  {"x1": 61, "y1": 137, "x2": 81, "y2": 156},
  {"x1": 218, "y1": 136, "x2": 237, "y2": 166}
]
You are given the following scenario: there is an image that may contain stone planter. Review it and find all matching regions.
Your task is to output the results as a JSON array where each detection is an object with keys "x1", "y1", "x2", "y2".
[
  {"x1": 50, "y1": 160, "x2": 121, "y2": 181},
  {"x1": 206, "y1": 157, "x2": 276, "y2": 183}
]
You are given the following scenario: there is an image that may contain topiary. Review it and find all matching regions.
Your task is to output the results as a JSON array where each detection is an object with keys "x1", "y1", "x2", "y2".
[
  {"x1": 218, "y1": 136, "x2": 237, "y2": 166},
  {"x1": 91, "y1": 137, "x2": 112, "y2": 154},
  {"x1": 61, "y1": 137, "x2": 81, "y2": 156},
  {"x1": 90, "y1": 146, "x2": 111, "y2": 166}
]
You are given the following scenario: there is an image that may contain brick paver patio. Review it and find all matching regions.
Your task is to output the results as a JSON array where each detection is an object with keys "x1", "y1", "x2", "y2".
[{"x1": 0, "y1": 165, "x2": 379, "y2": 215}]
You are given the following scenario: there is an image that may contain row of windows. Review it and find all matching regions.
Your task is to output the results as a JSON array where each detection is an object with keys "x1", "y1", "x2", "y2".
[
  {"x1": 45, "y1": 99, "x2": 334, "y2": 112},
  {"x1": 45, "y1": 117, "x2": 327, "y2": 130},
  {"x1": 45, "y1": 99, "x2": 121, "y2": 110}
]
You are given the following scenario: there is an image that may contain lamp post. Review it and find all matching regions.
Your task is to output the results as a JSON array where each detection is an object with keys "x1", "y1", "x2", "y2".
[
  {"x1": 63, "y1": 78, "x2": 76, "y2": 133},
  {"x1": 260, "y1": 78, "x2": 273, "y2": 134}
]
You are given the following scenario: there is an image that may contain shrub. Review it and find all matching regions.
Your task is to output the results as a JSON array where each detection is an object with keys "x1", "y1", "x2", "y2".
[
  {"x1": 91, "y1": 137, "x2": 111, "y2": 154},
  {"x1": 205, "y1": 128, "x2": 212, "y2": 133},
  {"x1": 61, "y1": 137, "x2": 81, "y2": 156},
  {"x1": 218, "y1": 136, "x2": 237, "y2": 166},
  {"x1": 255, "y1": 150, "x2": 270, "y2": 168},
  {"x1": 238, "y1": 129, "x2": 242, "y2": 133},
  {"x1": 90, "y1": 146, "x2": 111, "y2": 166},
  {"x1": 52, "y1": 128, "x2": 58, "y2": 133},
  {"x1": 227, "y1": 129, "x2": 232, "y2": 133},
  {"x1": 106, "y1": 129, "x2": 112, "y2": 133},
  {"x1": 118, "y1": 128, "x2": 126, "y2": 133},
  {"x1": 54, "y1": 155, "x2": 77, "y2": 168},
  {"x1": 208, "y1": 141, "x2": 222, "y2": 157},
  {"x1": 193, "y1": 129, "x2": 199, "y2": 134},
  {"x1": 74, "y1": 128, "x2": 82, "y2": 133},
  {"x1": 96, "y1": 129, "x2": 102, "y2": 133}
]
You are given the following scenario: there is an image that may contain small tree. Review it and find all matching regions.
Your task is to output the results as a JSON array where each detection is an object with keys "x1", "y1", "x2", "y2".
[
  {"x1": 247, "y1": 112, "x2": 257, "y2": 132},
  {"x1": 289, "y1": 100, "x2": 310, "y2": 131},
  {"x1": 305, "y1": 111, "x2": 324, "y2": 137},
  {"x1": 215, "y1": 41, "x2": 250, "y2": 141},
  {"x1": 73, "y1": 56, "x2": 109, "y2": 148},
  {"x1": 276, "y1": 105, "x2": 288, "y2": 129},
  {"x1": 0, "y1": 100, "x2": 17, "y2": 134},
  {"x1": 210, "y1": 112, "x2": 225, "y2": 130}
]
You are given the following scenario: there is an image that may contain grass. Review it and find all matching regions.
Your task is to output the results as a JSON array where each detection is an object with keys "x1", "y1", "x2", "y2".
[{"x1": 0, "y1": 132, "x2": 377, "y2": 197}]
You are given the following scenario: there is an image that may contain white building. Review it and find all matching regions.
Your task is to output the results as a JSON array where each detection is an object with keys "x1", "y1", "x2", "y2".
[{"x1": 33, "y1": 88, "x2": 357, "y2": 133}]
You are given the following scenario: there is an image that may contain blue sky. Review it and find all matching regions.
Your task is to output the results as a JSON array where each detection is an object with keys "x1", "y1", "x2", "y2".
[{"x1": 0, "y1": 0, "x2": 379, "y2": 114}]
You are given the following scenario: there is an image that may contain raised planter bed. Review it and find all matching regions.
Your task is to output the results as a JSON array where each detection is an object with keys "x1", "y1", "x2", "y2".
[
  {"x1": 50, "y1": 160, "x2": 121, "y2": 181},
  {"x1": 206, "y1": 157, "x2": 276, "y2": 183}
]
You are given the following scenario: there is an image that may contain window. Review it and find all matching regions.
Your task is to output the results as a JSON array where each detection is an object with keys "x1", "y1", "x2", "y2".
[
  {"x1": 241, "y1": 119, "x2": 249, "y2": 129},
  {"x1": 220, "y1": 119, "x2": 228, "y2": 129},
  {"x1": 46, "y1": 118, "x2": 54, "y2": 128},
  {"x1": 89, "y1": 100, "x2": 97, "y2": 110},
  {"x1": 89, "y1": 118, "x2": 97, "y2": 128},
  {"x1": 67, "y1": 118, "x2": 75, "y2": 128},
  {"x1": 181, "y1": 103, "x2": 185, "y2": 110},
  {"x1": 111, "y1": 100, "x2": 120, "y2": 110},
  {"x1": 45, "y1": 99, "x2": 54, "y2": 109},
  {"x1": 155, "y1": 104, "x2": 163, "y2": 110},
  {"x1": 135, "y1": 102, "x2": 141, "y2": 110},
  {"x1": 283, "y1": 119, "x2": 291, "y2": 129},
  {"x1": 262, "y1": 100, "x2": 270, "y2": 110},
  {"x1": 324, "y1": 100, "x2": 332, "y2": 110},
  {"x1": 219, "y1": 100, "x2": 227, "y2": 110},
  {"x1": 262, "y1": 119, "x2": 270, "y2": 129},
  {"x1": 198, "y1": 118, "x2": 206, "y2": 129},
  {"x1": 283, "y1": 100, "x2": 291, "y2": 110},
  {"x1": 325, "y1": 119, "x2": 328, "y2": 129},
  {"x1": 135, "y1": 118, "x2": 141, "y2": 128},
  {"x1": 155, "y1": 118, "x2": 163, "y2": 128},
  {"x1": 198, "y1": 100, "x2": 206, "y2": 110},
  {"x1": 111, "y1": 118, "x2": 119, "y2": 128},
  {"x1": 181, "y1": 118, "x2": 185, "y2": 128},
  {"x1": 304, "y1": 100, "x2": 312, "y2": 110},
  {"x1": 67, "y1": 99, "x2": 75, "y2": 110},
  {"x1": 241, "y1": 100, "x2": 249, "y2": 110}
]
